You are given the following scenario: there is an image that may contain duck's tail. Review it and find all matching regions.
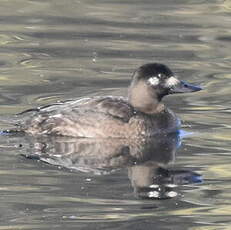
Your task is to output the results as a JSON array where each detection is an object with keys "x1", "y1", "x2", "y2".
[{"x1": 0, "y1": 114, "x2": 23, "y2": 135}]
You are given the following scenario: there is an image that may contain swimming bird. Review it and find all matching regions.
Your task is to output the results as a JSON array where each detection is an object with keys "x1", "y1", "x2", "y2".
[{"x1": 16, "y1": 63, "x2": 202, "y2": 138}]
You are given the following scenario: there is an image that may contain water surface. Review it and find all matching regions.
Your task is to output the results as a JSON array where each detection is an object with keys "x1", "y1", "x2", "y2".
[{"x1": 0, "y1": 0, "x2": 231, "y2": 229}]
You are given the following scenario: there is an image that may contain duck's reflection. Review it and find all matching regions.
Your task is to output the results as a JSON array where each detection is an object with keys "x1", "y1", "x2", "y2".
[{"x1": 24, "y1": 132, "x2": 202, "y2": 199}]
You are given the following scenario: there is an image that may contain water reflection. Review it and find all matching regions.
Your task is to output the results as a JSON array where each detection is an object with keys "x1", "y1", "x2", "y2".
[{"x1": 22, "y1": 132, "x2": 202, "y2": 200}]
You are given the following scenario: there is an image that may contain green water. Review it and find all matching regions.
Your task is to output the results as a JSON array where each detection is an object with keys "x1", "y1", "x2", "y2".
[{"x1": 0, "y1": 0, "x2": 231, "y2": 229}]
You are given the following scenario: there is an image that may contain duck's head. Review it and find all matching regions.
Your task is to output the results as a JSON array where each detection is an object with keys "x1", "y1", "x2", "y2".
[{"x1": 128, "y1": 63, "x2": 202, "y2": 113}]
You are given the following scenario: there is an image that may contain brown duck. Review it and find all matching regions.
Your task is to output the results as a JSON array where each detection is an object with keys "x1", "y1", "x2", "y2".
[{"x1": 16, "y1": 63, "x2": 202, "y2": 138}]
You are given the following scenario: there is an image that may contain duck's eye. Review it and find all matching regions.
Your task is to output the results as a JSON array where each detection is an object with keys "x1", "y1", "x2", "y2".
[{"x1": 157, "y1": 73, "x2": 162, "y2": 78}]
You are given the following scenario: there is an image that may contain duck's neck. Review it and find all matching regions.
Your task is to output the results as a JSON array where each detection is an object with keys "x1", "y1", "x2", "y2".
[{"x1": 128, "y1": 80, "x2": 164, "y2": 114}]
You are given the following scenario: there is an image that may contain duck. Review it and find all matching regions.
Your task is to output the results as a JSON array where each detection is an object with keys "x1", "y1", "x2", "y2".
[{"x1": 16, "y1": 63, "x2": 202, "y2": 138}]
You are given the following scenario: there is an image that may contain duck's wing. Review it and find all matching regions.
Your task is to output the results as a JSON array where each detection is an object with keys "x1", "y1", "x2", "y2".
[
  {"x1": 18, "y1": 96, "x2": 135, "y2": 122},
  {"x1": 82, "y1": 97, "x2": 134, "y2": 122},
  {"x1": 16, "y1": 96, "x2": 135, "y2": 137}
]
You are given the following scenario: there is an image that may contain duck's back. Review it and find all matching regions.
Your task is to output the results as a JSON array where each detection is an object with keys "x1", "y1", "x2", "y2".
[{"x1": 17, "y1": 97, "x2": 136, "y2": 138}]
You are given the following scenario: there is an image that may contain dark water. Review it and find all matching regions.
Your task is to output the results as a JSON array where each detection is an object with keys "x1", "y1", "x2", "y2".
[{"x1": 0, "y1": 0, "x2": 231, "y2": 229}]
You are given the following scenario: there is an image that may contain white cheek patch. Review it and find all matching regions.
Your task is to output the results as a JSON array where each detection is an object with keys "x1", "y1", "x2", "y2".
[
  {"x1": 148, "y1": 77, "x2": 159, "y2": 86},
  {"x1": 165, "y1": 76, "x2": 180, "y2": 87}
]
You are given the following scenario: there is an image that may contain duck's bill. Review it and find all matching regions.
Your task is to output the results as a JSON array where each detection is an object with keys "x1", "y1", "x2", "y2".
[{"x1": 169, "y1": 80, "x2": 202, "y2": 94}]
